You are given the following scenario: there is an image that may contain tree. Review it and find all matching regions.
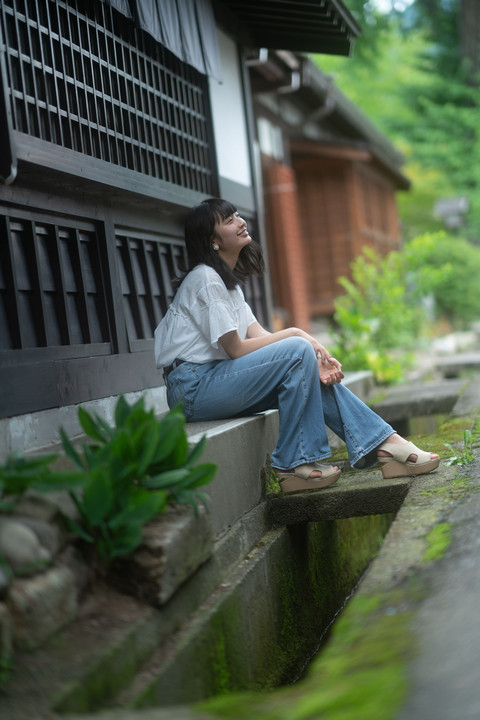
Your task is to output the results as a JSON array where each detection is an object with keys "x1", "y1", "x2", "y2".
[
  {"x1": 459, "y1": 0, "x2": 480, "y2": 81},
  {"x1": 412, "y1": 0, "x2": 480, "y2": 82},
  {"x1": 314, "y1": 1, "x2": 480, "y2": 239}
]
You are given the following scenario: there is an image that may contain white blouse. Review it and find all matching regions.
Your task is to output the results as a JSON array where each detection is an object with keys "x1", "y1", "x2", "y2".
[{"x1": 154, "y1": 264, "x2": 257, "y2": 368}]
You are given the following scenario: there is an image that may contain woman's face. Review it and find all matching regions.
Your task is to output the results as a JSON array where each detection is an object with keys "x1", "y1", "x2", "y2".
[{"x1": 213, "y1": 211, "x2": 251, "y2": 264}]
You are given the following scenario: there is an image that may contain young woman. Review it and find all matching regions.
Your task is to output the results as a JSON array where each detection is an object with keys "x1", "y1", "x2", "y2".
[{"x1": 154, "y1": 198, "x2": 439, "y2": 493}]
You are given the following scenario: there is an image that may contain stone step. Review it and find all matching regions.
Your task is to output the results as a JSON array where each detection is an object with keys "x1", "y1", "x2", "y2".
[
  {"x1": 435, "y1": 351, "x2": 480, "y2": 378},
  {"x1": 267, "y1": 470, "x2": 412, "y2": 527},
  {"x1": 369, "y1": 378, "x2": 468, "y2": 424}
]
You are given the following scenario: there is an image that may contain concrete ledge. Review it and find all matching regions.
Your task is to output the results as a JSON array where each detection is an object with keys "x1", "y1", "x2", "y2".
[
  {"x1": 267, "y1": 470, "x2": 412, "y2": 526},
  {"x1": 369, "y1": 378, "x2": 468, "y2": 423},
  {"x1": 436, "y1": 351, "x2": 480, "y2": 378},
  {"x1": 451, "y1": 374, "x2": 480, "y2": 416}
]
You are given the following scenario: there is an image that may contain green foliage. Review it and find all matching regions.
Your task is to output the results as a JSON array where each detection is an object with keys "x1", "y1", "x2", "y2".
[
  {"x1": 444, "y1": 429, "x2": 475, "y2": 466},
  {"x1": 330, "y1": 229, "x2": 480, "y2": 381},
  {"x1": 328, "y1": 0, "x2": 392, "y2": 66},
  {"x1": 313, "y1": 6, "x2": 480, "y2": 240},
  {"x1": 61, "y1": 397, "x2": 217, "y2": 562},
  {"x1": 330, "y1": 247, "x2": 421, "y2": 384},
  {"x1": 404, "y1": 231, "x2": 480, "y2": 327},
  {"x1": 0, "y1": 452, "x2": 85, "y2": 512},
  {"x1": 0, "y1": 397, "x2": 217, "y2": 565}
]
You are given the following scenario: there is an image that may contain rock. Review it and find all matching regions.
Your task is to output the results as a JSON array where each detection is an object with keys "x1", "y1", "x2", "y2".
[
  {"x1": 13, "y1": 515, "x2": 63, "y2": 557},
  {"x1": 15, "y1": 489, "x2": 77, "y2": 523},
  {"x1": 0, "y1": 518, "x2": 51, "y2": 575},
  {"x1": 0, "y1": 565, "x2": 11, "y2": 599},
  {"x1": 57, "y1": 545, "x2": 90, "y2": 596},
  {"x1": 109, "y1": 505, "x2": 214, "y2": 606},
  {"x1": 7, "y1": 566, "x2": 78, "y2": 650}
]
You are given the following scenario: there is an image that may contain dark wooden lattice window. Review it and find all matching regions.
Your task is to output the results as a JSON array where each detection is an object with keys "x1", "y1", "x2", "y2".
[
  {"x1": 0, "y1": 210, "x2": 110, "y2": 352},
  {"x1": 0, "y1": 0, "x2": 216, "y2": 193},
  {"x1": 116, "y1": 229, "x2": 186, "y2": 351}
]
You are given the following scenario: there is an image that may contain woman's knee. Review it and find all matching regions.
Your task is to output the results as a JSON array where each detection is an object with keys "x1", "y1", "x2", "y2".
[
  {"x1": 277, "y1": 336, "x2": 317, "y2": 374},
  {"x1": 279, "y1": 335, "x2": 315, "y2": 358}
]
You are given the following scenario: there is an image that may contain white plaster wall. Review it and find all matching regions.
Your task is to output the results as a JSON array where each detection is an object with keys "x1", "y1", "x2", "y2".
[{"x1": 208, "y1": 30, "x2": 252, "y2": 189}]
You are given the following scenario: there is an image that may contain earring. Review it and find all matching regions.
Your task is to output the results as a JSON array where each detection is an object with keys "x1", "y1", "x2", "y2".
[{"x1": 212, "y1": 243, "x2": 219, "y2": 251}]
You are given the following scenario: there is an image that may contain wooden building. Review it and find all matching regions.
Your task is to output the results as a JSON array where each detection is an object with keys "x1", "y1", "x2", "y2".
[
  {"x1": 249, "y1": 51, "x2": 410, "y2": 326},
  {"x1": 0, "y1": 0, "x2": 359, "y2": 447}
]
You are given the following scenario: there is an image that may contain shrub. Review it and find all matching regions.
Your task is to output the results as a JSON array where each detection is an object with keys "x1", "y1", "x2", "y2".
[
  {"x1": 330, "y1": 247, "x2": 422, "y2": 384},
  {"x1": 404, "y1": 231, "x2": 480, "y2": 328}
]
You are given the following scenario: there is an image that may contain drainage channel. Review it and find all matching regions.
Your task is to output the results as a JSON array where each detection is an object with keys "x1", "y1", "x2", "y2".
[{"x1": 282, "y1": 511, "x2": 397, "y2": 688}]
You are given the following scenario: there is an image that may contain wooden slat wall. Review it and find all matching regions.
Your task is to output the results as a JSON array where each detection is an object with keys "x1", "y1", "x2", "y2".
[
  {"x1": 292, "y1": 153, "x2": 403, "y2": 317},
  {"x1": 294, "y1": 157, "x2": 352, "y2": 315},
  {"x1": 354, "y1": 163, "x2": 402, "y2": 255}
]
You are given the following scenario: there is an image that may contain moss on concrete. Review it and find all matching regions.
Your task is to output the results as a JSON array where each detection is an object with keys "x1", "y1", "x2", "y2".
[
  {"x1": 199, "y1": 589, "x2": 416, "y2": 720},
  {"x1": 419, "y1": 475, "x2": 473, "y2": 500},
  {"x1": 262, "y1": 455, "x2": 281, "y2": 495},
  {"x1": 423, "y1": 522, "x2": 452, "y2": 563},
  {"x1": 125, "y1": 513, "x2": 396, "y2": 709},
  {"x1": 211, "y1": 644, "x2": 231, "y2": 696}
]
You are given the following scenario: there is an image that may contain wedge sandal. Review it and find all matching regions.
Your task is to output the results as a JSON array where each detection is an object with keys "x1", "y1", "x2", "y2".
[
  {"x1": 378, "y1": 441, "x2": 440, "y2": 479},
  {"x1": 275, "y1": 462, "x2": 341, "y2": 494}
]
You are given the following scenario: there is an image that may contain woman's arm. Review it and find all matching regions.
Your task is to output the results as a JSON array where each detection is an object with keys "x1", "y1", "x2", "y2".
[
  {"x1": 246, "y1": 321, "x2": 272, "y2": 338},
  {"x1": 220, "y1": 325, "x2": 307, "y2": 358},
  {"x1": 219, "y1": 323, "x2": 344, "y2": 384}
]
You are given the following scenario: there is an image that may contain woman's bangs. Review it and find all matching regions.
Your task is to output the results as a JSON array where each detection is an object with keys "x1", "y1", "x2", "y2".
[{"x1": 212, "y1": 199, "x2": 237, "y2": 222}]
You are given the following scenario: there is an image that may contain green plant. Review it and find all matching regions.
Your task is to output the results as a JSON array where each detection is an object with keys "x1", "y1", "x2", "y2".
[
  {"x1": 444, "y1": 429, "x2": 475, "y2": 466},
  {"x1": 60, "y1": 397, "x2": 217, "y2": 562},
  {"x1": 330, "y1": 247, "x2": 422, "y2": 384},
  {"x1": 0, "y1": 452, "x2": 85, "y2": 512}
]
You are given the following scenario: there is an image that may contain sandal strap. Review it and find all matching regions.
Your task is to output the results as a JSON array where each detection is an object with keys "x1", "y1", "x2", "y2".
[
  {"x1": 378, "y1": 441, "x2": 432, "y2": 465},
  {"x1": 290, "y1": 463, "x2": 338, "y2": 480},
  {"x1": 275, "y1": 463, "x2": 337, "y2": 480}
]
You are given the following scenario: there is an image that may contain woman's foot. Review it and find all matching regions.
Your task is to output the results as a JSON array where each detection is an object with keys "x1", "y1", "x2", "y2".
[
  {"x1": 273, "y1": 463, "x2": 341, "y2": 493},
  {"x1": 377, "y1": 434, "x2": 440, "y2": 478}
]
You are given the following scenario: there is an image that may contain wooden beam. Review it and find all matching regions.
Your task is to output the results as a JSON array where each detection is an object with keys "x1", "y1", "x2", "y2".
[{"x1": 291, "y1": 140, "x2": 371, "y2": 162}]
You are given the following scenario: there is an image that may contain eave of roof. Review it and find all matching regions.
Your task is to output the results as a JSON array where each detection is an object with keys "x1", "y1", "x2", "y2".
[
  {"x1": 250, "y1": 53, "x2": 411, "y2": 189},
  {"x1": 214, "y1": 0, "x2": 361, "y2": 57}
]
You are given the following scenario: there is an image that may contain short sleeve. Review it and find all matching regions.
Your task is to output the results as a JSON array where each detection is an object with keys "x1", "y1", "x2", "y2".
[{"x1": 197, "y1": 281, "x2": 238, "y2": 348}]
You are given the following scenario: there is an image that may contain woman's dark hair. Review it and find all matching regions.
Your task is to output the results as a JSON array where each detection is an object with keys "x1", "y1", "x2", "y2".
[{"x1": 175, "y1": 198, "x2": 264, "y2": 290}]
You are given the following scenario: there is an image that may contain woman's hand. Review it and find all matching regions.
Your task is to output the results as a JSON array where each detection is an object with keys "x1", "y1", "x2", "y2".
[
  {"x1": 318, "y1": 356, "x2": 344, "y2": 385},
  {"x1": 297, "y1": 331, "x2": 344, "y2": 384}
]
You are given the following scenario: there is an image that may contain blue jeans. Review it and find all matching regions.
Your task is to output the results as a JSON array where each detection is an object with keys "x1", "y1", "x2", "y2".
[{"x1": 165, "y1": 337, "x2": 393, "y2": 471}]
